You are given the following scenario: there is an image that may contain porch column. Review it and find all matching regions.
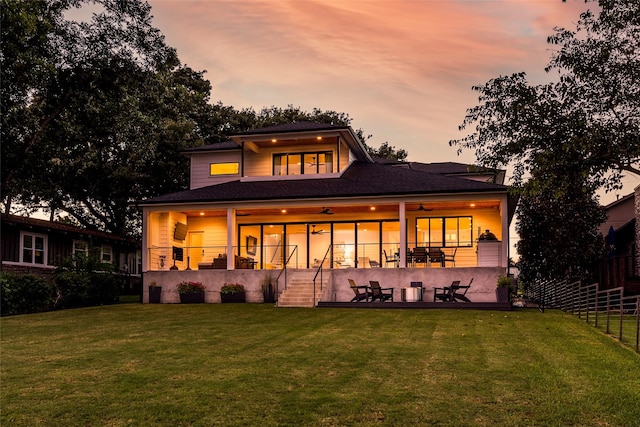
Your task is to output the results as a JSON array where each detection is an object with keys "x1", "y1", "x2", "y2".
[
  {"x1": 141, "y1": 207, "x2": 149, "y2": 272},
  {"x1": 500, "y1": 195, "x2": 509, "y2": 268},
  {"x1": 227, "y1": 208, "x2": 236, "y2": 269},
  {"x1": 399, "y1": 202, "x2": 407, "y2": 268}
]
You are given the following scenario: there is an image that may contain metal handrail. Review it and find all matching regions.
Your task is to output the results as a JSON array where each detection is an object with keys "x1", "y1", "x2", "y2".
[
  {"x1": 275, "y1": 245, "x2": 298, "y2": 296},
  {"x1": 312, "y1": 245, "x2": 333, "y2": 307}
]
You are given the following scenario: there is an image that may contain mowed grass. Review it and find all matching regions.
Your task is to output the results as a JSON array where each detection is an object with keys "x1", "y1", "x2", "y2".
[{"x1": 2, "y1": 305, "x2": 639, "y2": 426}]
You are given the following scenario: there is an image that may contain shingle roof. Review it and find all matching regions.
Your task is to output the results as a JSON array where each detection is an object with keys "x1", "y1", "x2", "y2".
[
  {"x1": 140, "y1": 161, "x2": 507, "y2": 205},
  {"x1": 235, "y1": 121, "x2": 349, "y2": 135},
  {"x1": 182, "y1": 140, "x2": 239, "y2": 153}
]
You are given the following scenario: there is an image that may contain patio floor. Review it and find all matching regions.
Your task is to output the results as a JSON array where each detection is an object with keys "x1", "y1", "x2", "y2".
[{"x1": 317, "y1": 301, "x2": 512, "y2": 310}]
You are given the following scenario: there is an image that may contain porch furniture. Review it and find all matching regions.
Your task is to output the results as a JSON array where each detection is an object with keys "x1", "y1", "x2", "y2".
[
  {"x1": 383, "y1": 250, "x2": 399, "y2": 268},
  {"x1": 369, "y1": 260, "x2": 380, "y2": 268},
  {"x1": 410, "y1": 281, "x2": 424, "y2": 301},
  {"x1": 358, "y1": 257, "x2": 372, "y2": 268},
  {"x1": 348, "y1": 279, "x2": 371, "y2": 302},
  {"x1": 443, "y1": 248, "x2": 457, "y2": 267},
  {"x1": 452, "y1": 278, "x2": 473, "y2": 302},
  {"x1": 428, "y1": 247, "x2": 445, "y2": 267},
  {"x1": 213, "y1": 255, "x2": 227, "y2": 269},
  {"x1": 433, "y1": 280, "x2": 461, "y2": 302},
  {"x1": 412, "y1": 247, "x2": 428, "y2": 268},
  {"x1": 369, "y1": 281, "x2": 394, "y2": 302},
  {"x1": 402, "y1": 286, "x2": 421, "y2": 302}
]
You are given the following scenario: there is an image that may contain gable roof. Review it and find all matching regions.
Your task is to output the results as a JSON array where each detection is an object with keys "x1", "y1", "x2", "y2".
[{"x1": 140, "y1": 161, "x2": 507, "y2": 205}]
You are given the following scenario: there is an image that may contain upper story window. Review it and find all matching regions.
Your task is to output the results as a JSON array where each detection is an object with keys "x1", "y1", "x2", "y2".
[
  {"x1": 273, "y1": 152, "x2": 333, "y2": 176},
  {"x1": 210, "y1": 162, "x2": 239, "y2": 176},
  {"x1": 21, "y1": 232, "x2": 46, "y2": 265},
  {"x1": 416, "y1": 216, "x2": 473, "y2": 247}
]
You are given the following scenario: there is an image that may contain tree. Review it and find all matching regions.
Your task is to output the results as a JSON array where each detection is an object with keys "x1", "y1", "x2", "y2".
[
  {"x1": 450, "y1": 0, "x2": 639, "y2": 282},
  {"x1": 1, "y1": 0, "x2": 211, "y2": 235}
]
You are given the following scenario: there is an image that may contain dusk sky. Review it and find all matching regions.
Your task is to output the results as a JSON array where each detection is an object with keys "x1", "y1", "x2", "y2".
[
  {"x1": 146, "y1": 0, "x2": 599, "y2": 170},
  {"x1": 147, "y1": 0, "x2": 640, "y2": 200}
]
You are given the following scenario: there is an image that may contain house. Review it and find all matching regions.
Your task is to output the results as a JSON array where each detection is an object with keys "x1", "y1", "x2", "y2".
[
  {"x1": 139, "y1": 122, "x2": 517, "y2": 305},
  {"x1": 595, "y1": 187, "x2": 640, "y2": 294},
  {"x1": 0, "y1": 214, "x2": 142, "y2": 290}
]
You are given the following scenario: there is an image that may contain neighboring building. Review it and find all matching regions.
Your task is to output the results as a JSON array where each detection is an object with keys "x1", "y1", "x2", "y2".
[
  {"x1": 139, "y1": 122, "x2": 518, "y2": 305},
  {"x1": 596, "y1": 188, "x2": 640, "y2": 294},
  {"x1": 1, "y1": 214, "x2": 142, "y2": 288}
]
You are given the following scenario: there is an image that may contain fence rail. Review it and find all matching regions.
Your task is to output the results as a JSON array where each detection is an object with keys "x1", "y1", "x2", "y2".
[{"x1": 525, "y1": 280, "x2": 639, "y2": 353}]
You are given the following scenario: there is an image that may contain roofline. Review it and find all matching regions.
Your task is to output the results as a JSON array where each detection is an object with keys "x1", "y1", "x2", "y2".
[{"x1": 137, "y1": 187, "x2": 508, "y2": 207}]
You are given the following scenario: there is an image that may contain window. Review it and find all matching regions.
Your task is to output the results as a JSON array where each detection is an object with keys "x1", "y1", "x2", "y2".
[
  {"x1": 73, "y1": 240, "x2": 88, "y2": 257},
  {"x1": 101, "y1": 245, "x2": 113, "y2": 263},
  {"x1": 416, "y1": 216, "x2": 473, "y2": 247},
  {"x1": 21, "y1": 232, "x2": 46, "y2": 265},
  {"x1": 273, "y1": 151, "x2": 333, "y2": 176},
  {"x1": 210, "y1": 162, "x2": 239, "y2": 176}
]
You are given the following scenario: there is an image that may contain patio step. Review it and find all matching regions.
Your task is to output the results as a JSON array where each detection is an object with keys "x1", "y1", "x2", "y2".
[{"x1": 277, "y1": 273, "x2": 327, "y2": 307}]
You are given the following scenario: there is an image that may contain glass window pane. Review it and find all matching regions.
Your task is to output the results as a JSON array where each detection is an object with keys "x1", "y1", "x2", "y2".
[
  {"x1": 333, "y1": 223, "x2": 355, "y2": 268},
  {"x1": 357, "y1": 222, "x2": 379, "y2": 268},
  {"x1": 444, "y1": 218, "x2": 458, "y2": 247},
  {"x1": 429, "y1": 218, "x2": 444, "y2": 247},
  {"x1": 303, "y1": 154, "x2": 318, "y2": 175},
  {"x1": 288, "y1": 154, "x2": 301, "y2": 175},
  {"x1": 263, "y1": 225, "x2": 284, "y2": 269},
  {"x1": 320, "y1": 152, "x2": 333, "y2": 174},
  {"x1": 210, "y1": 162, "x2": 239, "y2": 175},
  {"x1": 459, "y1": 217, "x2": 473, "y2": 246},
  {"x1": 309, "y1": 223, "x2": 331, "y2": 268},
  {"x1": 273, "y1": 155, "x2": 286, "y2": 176}
]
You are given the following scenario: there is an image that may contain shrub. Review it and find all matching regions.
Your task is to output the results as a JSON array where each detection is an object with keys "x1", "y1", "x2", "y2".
[
  {"x1": 0, "y1": 273, "x2": 54, "y2": 316},
  {"x1": 176, "y1": 281, "x2": 206, "y2": 294},
  {"x1": 53, "y1": 271, "x2": 119, "y2": 309},
  {"x1": 221, "y1": 283, "x2": 244, "y2": 294}
]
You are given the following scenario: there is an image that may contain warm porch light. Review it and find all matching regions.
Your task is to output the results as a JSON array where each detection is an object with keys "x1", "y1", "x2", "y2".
[
  {"x1": 470, "y1": 203, "x2": 476, "y2": 207},
  {"x1": 271, "y1": 138, "x2": 277, "y2": 143},
  {"x1": 200, "y1": 212, "x2": 205, "y2": 216},
  {"x1": 316, "y1": 136, "x2": 322, "y2": 140},
  {"x1": 370, "y1": 206, "x2": 376, "y2": 211},
  {"x1": 281, "y1": 209, "x2": 287, "y2": 213}
]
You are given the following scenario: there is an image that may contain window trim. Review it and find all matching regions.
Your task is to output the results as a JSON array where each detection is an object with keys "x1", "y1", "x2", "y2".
[
  {"x1": 20, "y1": 231, "x2": 47, "y2": 265},
  {"x1": 416, "y1": 216, "x2": 473, "y2": 248},
  {"x1": 273, "y1": 151, "x2": 333, "y2": 176},
  {"x1": 209, "y1": 162, "x2": 239, "y2": 176},
  {"x1": 101, "y1": 245, "x2": 113, "y2": 263}
]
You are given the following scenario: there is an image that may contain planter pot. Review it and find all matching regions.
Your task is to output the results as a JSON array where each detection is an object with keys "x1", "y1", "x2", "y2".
[
  {"x1": 262, "y1": 283, "x2": 276, "y2": 303},
  {"x1": 221, "y1": 292, "x2": 245, "y2": 303},
  {"x1": 149, "y1": 286, "x2": 162, "y2": 304},
  {"x1": 180, "y1": 292, "x2": 205, "y2": 304},
  {"x1": 496, "y1": 287, "x2": 510, "y2": 303}
]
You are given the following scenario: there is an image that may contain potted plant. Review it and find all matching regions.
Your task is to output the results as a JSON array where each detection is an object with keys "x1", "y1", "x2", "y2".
[
  {"x1": 220, "y1": 283, "x2": 245, "y2": 303},
  {"x1": 148, "y1": 281, "x2": 162, "y2": 304},
  {"x1": 260, "y1": 273, "x2": 276, "y2": 303},
  {"x1": 176, "y1": 281, "x2": 206, "y2": 303},
  {"x1": 496, "y1": 274, "x2": 511, "y2": 303}
]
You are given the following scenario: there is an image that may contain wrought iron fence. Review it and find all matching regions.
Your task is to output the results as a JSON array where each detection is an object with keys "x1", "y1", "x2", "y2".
[{"x1": 525, "y1": 280, "x2": 639, "y2": 353}]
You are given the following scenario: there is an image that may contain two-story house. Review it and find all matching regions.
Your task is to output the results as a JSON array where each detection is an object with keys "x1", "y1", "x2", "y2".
[{"x1": 139, "y1": 122, "x2": 516, "y2": 305}]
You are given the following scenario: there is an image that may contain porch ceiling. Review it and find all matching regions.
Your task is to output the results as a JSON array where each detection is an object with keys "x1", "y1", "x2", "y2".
[{"x1": 181, "y1": 200, "x2": 500, "y2": 218}]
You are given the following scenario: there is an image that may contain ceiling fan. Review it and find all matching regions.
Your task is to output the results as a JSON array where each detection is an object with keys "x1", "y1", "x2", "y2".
[
  {"x1": 311, "y1": 225, "x2": 326, "y2": 235},
  {"x1": 319, "y1": 207, "x2": 334, "y2": 215},
  {"x1": 411, "y1": 204, "x2": 433, "y2": 212},
  {"x1": 235, "y1": 211, "x2": 251, "y2": 217}
]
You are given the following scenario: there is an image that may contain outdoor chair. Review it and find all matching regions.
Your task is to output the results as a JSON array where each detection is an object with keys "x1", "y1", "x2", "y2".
[
  {"x1": 451, "y1": 277, "x2": 473, "y2": 302},
  {"x1": 369, "y1": 260, "x2": 380, "y2": 268},
  {"x1": 348, "y1": 279, "x2": 371, "y2": 302},
  {"x1": 443, "y1": 248, "x2": 457, "y2": 267},
  {"x1": 412, "y1": 247, "x2": 428, "y2": 268},
  {"x1": 383, "y1": 250, "x2": 399, "y2": 268},
  {"x1": 433, "y1": 280, "x2": 460, "y2": 302},
  {"x1": 428, "y1": 247, "x2": 445, "y2": 267},
  {"x1": 369, "y1": 280, "x2": 394, "y2": 302},
  {"x1": 410, "y1": 281, "x2": 424, "y2": 301}
]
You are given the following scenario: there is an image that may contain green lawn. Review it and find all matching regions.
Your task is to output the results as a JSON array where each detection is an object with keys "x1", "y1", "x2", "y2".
[{"x1": 2, "y1": 305, "x2": 639, "y2": 426}]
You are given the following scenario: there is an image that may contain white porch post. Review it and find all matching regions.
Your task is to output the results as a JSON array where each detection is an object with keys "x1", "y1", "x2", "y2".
[
  {"x1": 141, "y1": 207, "x2": 149, "y2": 272},
  {"x1": 399, "y1": 202, "x2": 407, "y2": 268},
  {"x1": 227, "y1": 208, "x2": 236, "y2": 269},
  {"x1": 501, "y1": 195, "x2": 509, "y2": 268}
]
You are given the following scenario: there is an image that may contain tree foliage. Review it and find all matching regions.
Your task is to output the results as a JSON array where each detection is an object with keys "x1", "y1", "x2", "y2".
[{"x1": 450, "y1": 0, "x2": 638, "y2": 282}]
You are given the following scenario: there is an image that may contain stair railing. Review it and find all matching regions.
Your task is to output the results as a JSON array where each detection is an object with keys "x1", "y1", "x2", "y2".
[
  {"x1": 312, "y1": 245, "x2": 333, "y2": 307},
  {"x1": 275, "y1": 245, "x2": 298, "y2": 301}
]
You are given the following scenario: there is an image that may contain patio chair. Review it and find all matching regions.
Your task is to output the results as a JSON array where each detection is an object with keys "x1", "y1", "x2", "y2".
[
  {"x1": 369, "y1": 281, "x2": 394, "y2": 302},
  {"x1": 428, "y1": 247, "x2": 445, "y2": 267},
  {"x1": 410, "y1": 281, "x2": 424, "y2": 301},
  {"x1": 443, "y1": 248, "x2": 457, "y2": 267},
  {"x1": 348, "y1": 279, "x2": 371, "y2": 302},
  {"x1": 433, "y1": 280, "x2": 460, "y2": 302},
  {"x1": 383, "y1": 250, "x2": 399, "y2": 268},
  {"x1": 412, "y1": 247, "x2": 428, "y2": 268},
  {"x1": 452, "y1": 277, "x2": 473, "y2": 302}
]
